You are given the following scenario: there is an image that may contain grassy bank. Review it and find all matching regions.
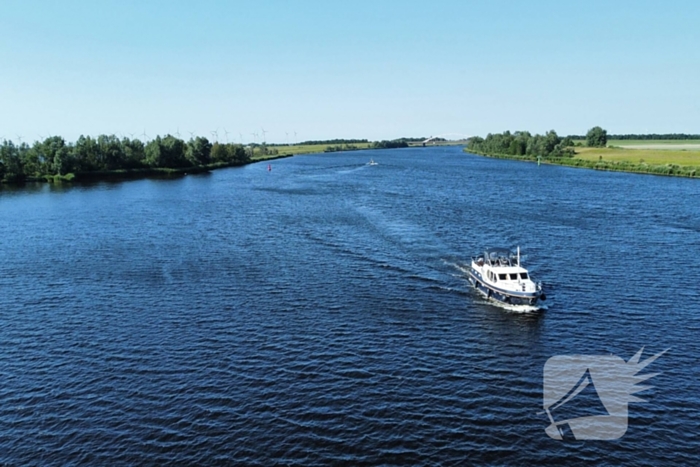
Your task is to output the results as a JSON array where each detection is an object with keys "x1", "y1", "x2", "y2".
[
  {"x1": 574, "y1": 146, "x2": 700, "y2": 166},
  {"x1": 14, "y1": 144, "x2": 367, "y2": 184},
  {"x1": 609, "y1": 139, "x2": 700, "y2": 148},
  {"x1": 467, "y1": 147, "x2": 700, "y2": 178},
  {"x1": 573, "y1": 139, "x2": 700, "y2": 148},
  {"x1": 247, "y1": 143, "x2": 374, "y2": 161},
  {"x1": 266, "y1": 142, "x2": 374, "y2": 156}
]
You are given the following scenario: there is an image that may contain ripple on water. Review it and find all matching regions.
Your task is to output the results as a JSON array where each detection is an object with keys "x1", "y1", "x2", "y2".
[{"x1": 0, "y1": 148, "x2": 699, "y2": 465}]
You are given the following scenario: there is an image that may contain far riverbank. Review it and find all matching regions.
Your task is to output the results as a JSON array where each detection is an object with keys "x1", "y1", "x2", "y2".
[
  {"x1": 466, "y1": 148, "x2": 700, "y2": 178},
  {"x1": 1, "y1": 141, "x2": 409, "y2": 187}
]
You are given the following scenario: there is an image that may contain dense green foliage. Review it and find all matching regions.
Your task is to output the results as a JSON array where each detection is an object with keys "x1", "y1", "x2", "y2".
[
  {"x1": 467, "y1": 126, "x2": 700, "y2": 179},
  {"x1": 371, "y1": 140, "x2": 409, "y2": 149},
  {"x1": 586, "y1": 126, "x2": 608, "y2": 147},
  {"x1": 324, "y1": 144, "x2": 363, "y2": 152},
  {"x1": 468, "y1": 130, "x2": 574, "y2": 158},
  {"x1": 0, "y1": 135, "x2": 249, "y2": 183},
  {"x1": 322, "y1": 139, "x2": 409, "y2": 152},
  {"x1": 323, "y1": 139, "x2": 409, "y2": 152},
  {"x1": 474, "y1": 151, "x2": 699, "y2": 178}
]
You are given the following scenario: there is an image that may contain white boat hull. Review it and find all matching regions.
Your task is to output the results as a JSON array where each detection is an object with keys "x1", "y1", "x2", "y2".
[{"x1": 466, "y1": 247, "x2": 546, "y2": 311}]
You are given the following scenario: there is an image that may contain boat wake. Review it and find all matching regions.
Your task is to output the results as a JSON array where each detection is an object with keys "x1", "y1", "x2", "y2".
[
  {"x1": 478, "y1": 299, "x2": 547, "y2": 314},
  {"x1": 450, "y1": 262, "x2": 471, "y2": 276}
]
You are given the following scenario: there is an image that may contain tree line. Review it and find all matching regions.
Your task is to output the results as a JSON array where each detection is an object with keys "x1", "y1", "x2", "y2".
[
  {"x1": 468, "y1": 130, "x2": 575, "y2": 158},
  {"x1": 296, "y1": 138, "x2": 415, "y2": 147},
  {"x1": 468, "y1": 127, "x2": 609, "y2": 158},
  {"x1": 323, "y1": 139, "x2": 410, "y2": 153},
  {"x1": 0, "y1": 135, "x2": 250, "y2": 183},
  {"x1": 371, "y1": 140, "x2": 409, "y2": 149}
]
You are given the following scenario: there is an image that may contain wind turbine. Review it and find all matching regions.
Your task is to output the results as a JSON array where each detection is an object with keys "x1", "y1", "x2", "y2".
[
  {"x1": 285, "y1": 132, "x2": 289, "y2": 145},
  {"x1": 260, "y1": 127, "x2": 267, "y2": 144},
  {"x1": 224, "y1": 128, "x2": 230, "y2": 143},
  {"x1": 211, "y1": 130, "x2": 219, "y2": 143},
  {"x1": 239, "y1": 133, "x2": 243, "y2": 144},
  {"x1": 175, "y1": 127, "x2": 181, "y2": 138},
  {"x1": 142, "y1": 129, "x2": 149, "y2": 142},
  {"x1": 294, "y1": 131, "x2": 297, "y2": 144}
]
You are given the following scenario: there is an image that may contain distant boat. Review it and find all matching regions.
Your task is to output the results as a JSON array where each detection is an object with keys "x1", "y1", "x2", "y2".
[
  {"x1": 267, "y1": 164, "x2": 272, "y2": 172},
  {"x1": 367, "y1": 159, "x2": 378, "y2": 166}
]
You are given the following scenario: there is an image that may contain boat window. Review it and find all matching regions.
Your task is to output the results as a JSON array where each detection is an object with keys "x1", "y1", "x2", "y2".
[
  {"x1": 520, "y1": 273, "x2": 528, "y2": 279},
  {"x1": 509, "y1": 273, "x2": 518, "y2": 280},
  {"x1": 498, "y1": 274, "x2": 507, "y2": 280}
]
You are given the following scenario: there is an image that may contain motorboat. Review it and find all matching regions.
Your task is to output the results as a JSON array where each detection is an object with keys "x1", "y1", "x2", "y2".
[
  {"x1": 368, "y1": 159, "x2": 378, "y2": 166},
  {"x1": 467, "y1": 247, "x2": 546, "y2": 310}
]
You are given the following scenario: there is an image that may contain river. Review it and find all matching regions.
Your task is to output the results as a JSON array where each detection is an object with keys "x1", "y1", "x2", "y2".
[{"x1": 1, "y1": 146, "x2": 698, "y2": 465}]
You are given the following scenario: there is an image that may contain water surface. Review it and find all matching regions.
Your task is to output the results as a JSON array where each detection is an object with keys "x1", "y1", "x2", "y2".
[{"x1": 1, "y1": 147, "x2": 698, "y2": 465}]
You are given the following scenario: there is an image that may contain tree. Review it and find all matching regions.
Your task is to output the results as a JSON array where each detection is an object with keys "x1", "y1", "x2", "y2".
[
  {"x1": 185, "y1": 137, "x2": 212, "y2": 166},
  {"x1": 144, "y1": 135, "x2": 187, "y2": 168},
  {"x1": 52, "y1": 145, "x2": 75, "y2": 175},
  {"x1": 98, "y1": 134, "x2": 125, "y2": 170},
  {"x1": 159, "y1": 135, "x2": 188, "y2": 167},
  {"x1": 73, "y1": 135, "x2": 101, "y2": 172},
  {"x1": 144, "y1": 137, "x2": 163, "y2": 167},
  {"x1": 29, "y1": 136, "x2": 68, "y2": 175},
  {"x1": 586, "y1": 126, "x2": 607, "y2": 147},
  {"x1": 210, "y1": 142, "x2": 229, "y2": 163},
  {"x1": 120, "y1": 137, "x2": 146, "y2": 169},
  {"x1": 543, "y1": 130, "x2": 561, "y2": 155},
  {"x1": 0, "y1": 140, "x2": 25, "y2": 182}
]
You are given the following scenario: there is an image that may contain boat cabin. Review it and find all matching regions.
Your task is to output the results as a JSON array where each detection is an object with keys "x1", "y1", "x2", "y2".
[
  {"x1": 474, "y1": 248, "x2": 517, "y2": 267},
  {"x1": 474, "y1": 248, "x2": 530, "y2": 282}
]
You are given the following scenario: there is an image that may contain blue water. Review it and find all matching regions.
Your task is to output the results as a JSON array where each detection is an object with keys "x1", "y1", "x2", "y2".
[{"x1": 1, "y1": 147, "x2": 698, "y2": 465}]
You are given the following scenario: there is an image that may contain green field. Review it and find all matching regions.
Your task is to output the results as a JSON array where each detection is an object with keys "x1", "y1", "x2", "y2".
[
  {"x1": 574, "y1": 145, "x2": 700, "y2": 166},
  {"x1": 572, "y1": 139, "x2": 700, "y2": 149},
  {"x1": 250, "y1": 142, "x2": 374, "y2": 161},
  {"x1": 470, "y1": 139, "x2": 700, "y2": 177},
  {"x1": 609, "y1": 139, "x2": 700, "y2": 147}
]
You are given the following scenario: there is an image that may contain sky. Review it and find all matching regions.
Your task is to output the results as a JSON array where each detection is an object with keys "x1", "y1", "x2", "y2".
[{"x1": 1, "y1": 0, "x2": 699, "y2": 144}]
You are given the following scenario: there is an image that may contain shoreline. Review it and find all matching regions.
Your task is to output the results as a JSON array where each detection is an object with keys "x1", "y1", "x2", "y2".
[
  {"x1": 1, "y1": 146, "x2": 406, "y2": 187},
  {"x1": 465, "y1": 150, "x2": 700, "y2": 179},
  {"x1": 1, "y1": 155, "x2": 297, "y2": 186}
]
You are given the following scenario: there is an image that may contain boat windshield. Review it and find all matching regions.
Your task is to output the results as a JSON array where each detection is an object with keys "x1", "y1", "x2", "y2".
[{"x1": 487, "y1": 252, "x2": 511, "y2": 266}]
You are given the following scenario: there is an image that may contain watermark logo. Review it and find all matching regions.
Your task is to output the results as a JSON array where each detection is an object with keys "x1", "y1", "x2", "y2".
[{"x1": 542, "y1": 347, "x2": 667, "y2": 440}]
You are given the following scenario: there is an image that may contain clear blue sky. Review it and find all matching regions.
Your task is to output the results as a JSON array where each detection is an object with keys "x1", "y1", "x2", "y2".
[{"x1": 1, "y1": 0, "x2": 699, "y2": 143}]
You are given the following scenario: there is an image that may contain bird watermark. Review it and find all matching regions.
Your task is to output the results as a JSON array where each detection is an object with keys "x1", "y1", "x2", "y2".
[{"x1": 541, "y1": 347, "x2": 667, "y2": 440}]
